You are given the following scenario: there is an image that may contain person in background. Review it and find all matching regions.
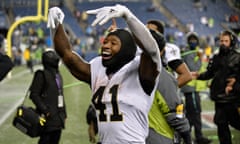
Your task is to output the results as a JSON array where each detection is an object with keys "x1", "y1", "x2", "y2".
[
  {"x1": 23, "y1": 47, "x2": 33, "y2": 73},
  {"x1": 146, "y1": 19, "x2": 193, "y2": 144},
  {"x1": 193, "y1": 30, "x2": 240, "y2": 144},
  {"x1": 29, "y1": 50, "x2": 67, "y2": 144},
  {"x1": 47, "y1": 4, "x2": 161, "y2": 144},
  {"x1": 181, "y1": 32, "x2": 211, "y2": 144},
  {"x1": 147, "y1": 20, "x2": 192, "y2": 87}
]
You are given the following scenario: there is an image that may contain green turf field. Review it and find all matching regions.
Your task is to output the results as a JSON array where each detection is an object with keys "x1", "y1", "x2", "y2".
[{"x1": 0, "y1": 65, "x2": 239, "y2": 144}]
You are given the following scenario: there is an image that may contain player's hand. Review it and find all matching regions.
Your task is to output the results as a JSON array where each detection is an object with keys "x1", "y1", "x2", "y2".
[
  {"x1": 47, "y1": 7, "x2": 65, "y2": 29},
  {"x1": 86, "y1": 4, "x2": 132, "y2": 26},
  {"x1": 88, "y1": 121, "x2": 96, "y2": 143},
  {"x1": 190, "y1": 71, "x2": 199, "y2": 79},
  {"x1": 107, "y1": 18, "x2": 117, "y2": 32},
  {"x1": 225, "y1": 77, "x2": 236, "y2": 95}
]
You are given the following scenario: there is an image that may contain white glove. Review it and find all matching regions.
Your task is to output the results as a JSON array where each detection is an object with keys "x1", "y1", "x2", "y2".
[
  {"x1": 86, "y1": 4, "x2": 132, "y2": 26},
  {"x1": 47, "y1": 7, "x2": 65, "y2": 29}
]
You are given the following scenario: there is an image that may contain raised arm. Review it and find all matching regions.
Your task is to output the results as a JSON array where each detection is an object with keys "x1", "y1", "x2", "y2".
[
  {"x1": 117, "y1": 5, "x2": 162, "y2": 93},
  {"x1": 123, "y1": 9, "x2": 161, "y2": 72},
  {"x1": 86, "y1": 4, "x2": 161, "y2": 72},
  {"x1": 47, "y1": 7, "x2": 91, "y2": 84}
]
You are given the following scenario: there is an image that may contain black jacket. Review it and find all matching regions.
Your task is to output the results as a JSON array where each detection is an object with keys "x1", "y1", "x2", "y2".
[
  {"x1": 0, "y1": 53, "x2": 14, "y2": 81},
  {"x1": 30, "y1": 69, "x2": 67, "y2": 132},
  {"x1": 198, "y1": 49, "x2": 240, "y2": 103}
]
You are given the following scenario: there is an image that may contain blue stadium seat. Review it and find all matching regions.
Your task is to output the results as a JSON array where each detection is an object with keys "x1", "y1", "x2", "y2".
[
  {"x1": 162, "y1": 0, "x2": 239, "y2": 36},
  {"x1": 0, "y1": 10, "x2": 9, "y2": 29}
]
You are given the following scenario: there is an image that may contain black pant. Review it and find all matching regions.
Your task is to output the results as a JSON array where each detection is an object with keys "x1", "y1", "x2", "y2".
[
  {"x1": 214, "y1": 102, "x2": 240, "y2": 144},
  {"x1": 38, "y1": 130, "x2": 62, "y2": 144},
  {"x1": 184, "y1": 92, "x2": 203, "y2": 140}
]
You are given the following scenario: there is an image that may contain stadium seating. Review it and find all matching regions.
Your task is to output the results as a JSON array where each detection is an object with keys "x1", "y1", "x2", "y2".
[
  {"x1": 2, "y1": 0, "x2": 240, "y2": 61},
  {"x1": 162, "y1": 0, "x2": 240, "y2": 36},
  {"x1": 0, "y1": 10, "x2": 9, "y2": 29},
  {"x1": 11, "y1": 5, "x2": 84, "y2": 38}
]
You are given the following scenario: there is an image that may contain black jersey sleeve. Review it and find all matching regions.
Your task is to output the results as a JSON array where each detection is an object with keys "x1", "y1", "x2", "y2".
[{"x1": 168, "y1": 59, "x2": 184, "y2": 71}]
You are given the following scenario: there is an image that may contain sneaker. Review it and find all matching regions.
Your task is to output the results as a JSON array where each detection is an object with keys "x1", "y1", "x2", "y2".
[{"x1": 196, "y1": 137, "x2": 212, "y2": 144}]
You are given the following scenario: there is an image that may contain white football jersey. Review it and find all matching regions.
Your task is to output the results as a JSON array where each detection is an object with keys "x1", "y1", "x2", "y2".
[
  {"x1": 164, "y1": 43, "x2": 181, "y2": 63},
  {"x1": 90, "y1": 56, "x2": 155, "y2": 144}
]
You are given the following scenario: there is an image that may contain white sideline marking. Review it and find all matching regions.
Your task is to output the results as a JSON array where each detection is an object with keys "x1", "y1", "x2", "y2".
[
  {"x1": 0, "y1": 71, "x2": 28, "y2": 84},
  {"x1": 0, "y1": 97, "x2": 24, "y2": 126},
  {"x1": 0, "y1": 66, "x2": 42, "y2": 84},
  {"x1": 0, "y1": 66, "x2": 41, "y2": 126}
]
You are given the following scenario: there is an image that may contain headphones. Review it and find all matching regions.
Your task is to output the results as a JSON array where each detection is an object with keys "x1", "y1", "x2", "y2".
[{"x1": 220, "y1": 30, "x2": 238, "y2": 47}]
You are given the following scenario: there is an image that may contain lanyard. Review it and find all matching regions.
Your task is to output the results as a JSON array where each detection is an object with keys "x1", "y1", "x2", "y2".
[
  {"x1": 55, "y1": 73, "x2": 62, "y2": 94},
  {"x1": 56, "y1": 73, "x2": 64, "y2": 108}
]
